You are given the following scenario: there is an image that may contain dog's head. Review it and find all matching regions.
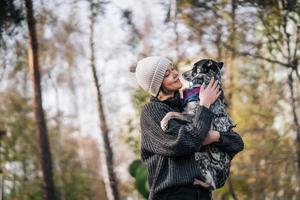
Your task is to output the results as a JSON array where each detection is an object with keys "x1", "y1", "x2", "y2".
[{"x1": 182, "y1": 59, "x2": 223, "y2": 86}]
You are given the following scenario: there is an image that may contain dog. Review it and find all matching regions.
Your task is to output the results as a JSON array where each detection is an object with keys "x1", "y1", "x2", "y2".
[{"x1": 160, "y1": 59, "x2": 236, "y2": 190}]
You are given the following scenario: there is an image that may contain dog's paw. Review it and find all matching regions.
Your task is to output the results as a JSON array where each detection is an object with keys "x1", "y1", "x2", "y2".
[
  {"x1": 160, "y1": 112, "x2": 189, "y2": 131},
  {"x1": 193, "y1": 178, "x2": 210, "y2": 188}
]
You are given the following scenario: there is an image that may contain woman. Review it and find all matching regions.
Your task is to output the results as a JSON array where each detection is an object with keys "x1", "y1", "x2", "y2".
[{"x1": 131, "y1": 56, "x2": 244, "y2": 200}]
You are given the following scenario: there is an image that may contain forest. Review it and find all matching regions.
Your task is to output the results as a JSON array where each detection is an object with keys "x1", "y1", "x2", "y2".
[{"x1": 0, "y1": 0, "x2": 300, "y2": 199}]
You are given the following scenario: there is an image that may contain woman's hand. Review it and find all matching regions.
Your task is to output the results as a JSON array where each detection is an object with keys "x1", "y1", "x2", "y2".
[
  {"x1": 199, "y1": 77, "x2": 221, "y2": 108},
  {"x1": 202, "y1": 130, "x2": 220, "y2": 145}
]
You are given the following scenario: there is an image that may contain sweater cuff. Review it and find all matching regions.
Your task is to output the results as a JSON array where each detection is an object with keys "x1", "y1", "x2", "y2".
[
  {"x1": 216, "y1": 132, "x2": 232, "y2": 146},
  {"x1": 190, "y1": 106, "x2": 215, "y2": 138},
  {"x1": 193, "y1": 106, "x2": 215, "y2": 126},
  {"x1": 215, "y1": 136, "x2": 223, "y2": 144}
]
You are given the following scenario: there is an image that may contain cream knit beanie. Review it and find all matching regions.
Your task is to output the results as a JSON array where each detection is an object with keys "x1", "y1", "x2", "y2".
[{"x1": 130, "y1": 56, "x2": 172, "y2": 96}]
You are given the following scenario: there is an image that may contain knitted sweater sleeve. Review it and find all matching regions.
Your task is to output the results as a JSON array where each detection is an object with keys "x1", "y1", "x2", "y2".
[
  {"x1": 141, "y1": 104, "x2": 215, "y2": 157},
  {"x1": 214, "y1": 130, "x2": 244, "y2": 159}
]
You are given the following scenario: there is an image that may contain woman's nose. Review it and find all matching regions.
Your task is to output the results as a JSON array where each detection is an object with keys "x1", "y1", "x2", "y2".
[{"x1": 172, "y1": 70, "x2": 178, "y2": 77}]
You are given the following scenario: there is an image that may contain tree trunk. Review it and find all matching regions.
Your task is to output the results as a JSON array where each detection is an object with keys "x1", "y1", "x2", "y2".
[
  {"x1": 282, "y1": 7, "x2": 300, "y2": 183},
  {"x1": 226, "y1": 1, "x2": 239, "y2": 199},
  {"x1": 226, "y1": 0, "x2": 236, "y2": 110},
  {"x1": 287, "y1": 68, "x2": 300, "y2": 180},
  {"x1": 53, "y1": 81, "x2": 66, "y2": 200},
  {"x1": 0, "y1": 175, "x2": 4, "y2": 200},
  {"x1": 88, "y1": 1, "x2": 120, "y2": 200},
  {"x1": 170, "y1": 0, "x2": 179, "y2": 64},
  {"x1": 24, "y1": 0, "x2": 56, "y2": 199}
]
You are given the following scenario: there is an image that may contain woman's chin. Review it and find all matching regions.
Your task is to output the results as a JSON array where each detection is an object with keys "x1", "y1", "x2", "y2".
[{"x1": 176, "y1": 82, "x2": 183, "y2": 90}]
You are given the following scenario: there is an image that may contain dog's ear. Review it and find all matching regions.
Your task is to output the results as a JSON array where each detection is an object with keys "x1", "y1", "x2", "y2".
[
  {"x1": 217, "y1": 62, "x2": 223, "y2": 69},
  {"x1": 182, "y1": 69, "x2": 193, "y2": 81},
  {"x1": 194, "y1": 59, "x2": 209, "y2": 68}
]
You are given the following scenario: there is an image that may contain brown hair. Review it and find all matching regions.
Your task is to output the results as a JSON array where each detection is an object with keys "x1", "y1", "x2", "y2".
[{"x1": 156, "y1": 85, "x2": 174, "y2": 101}]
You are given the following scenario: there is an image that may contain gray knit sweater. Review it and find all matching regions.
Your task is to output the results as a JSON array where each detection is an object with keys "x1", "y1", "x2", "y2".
[{"x1": 140, "y1": 91, "x2": 244, "y2": 200}]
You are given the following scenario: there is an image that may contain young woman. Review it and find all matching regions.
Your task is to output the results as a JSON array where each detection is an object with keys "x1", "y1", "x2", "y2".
[{"x1": 131, "y1": 56, "x2": 244, "y2": 200}]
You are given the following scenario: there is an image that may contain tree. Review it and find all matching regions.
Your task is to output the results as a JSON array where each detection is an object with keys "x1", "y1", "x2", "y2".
[
  {"x1": 24, "y1": 0, "x2": 56, "y2": 199},
  {"x1": 0, "y1": 88, "x2": 102, "y2": 200},
  {"x1": 88, "y1": 0, "x2": 120, "y2": 199},
  {"x1": 175, "y1": 0, "x2": 299, "y2": 198},
  {"x1": 230, "y1": 0, "x2": 300, "y2": 182},
  {"x1": 0, "y1": 89, "x2": 44, "y2": 199}
]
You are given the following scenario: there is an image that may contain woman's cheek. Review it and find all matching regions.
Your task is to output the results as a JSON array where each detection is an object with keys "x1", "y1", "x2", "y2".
[
  {"x1": 178, "y1": 81, "x2": 183, "y2": 88},
  {"x1": 176, "y1": 78, "x2": 182, "y2": 85},
  {"x1": 162, "y1": 78, "x2": 172, "y2": 89},
  {"x1": 173, "y1": 80, "x2": 182, "y2": 89}
]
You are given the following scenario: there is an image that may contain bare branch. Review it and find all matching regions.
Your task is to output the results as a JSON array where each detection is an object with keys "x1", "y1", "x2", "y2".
[
  {"x1": 258, "y1": 12, "x2": 285, "y2": 58},
  {"x1": 223, "y1": 43, "x2": 291, "y2": 68},
  {"x1": 283, "y1": 10, "x2": 292, "y2": 62},
  {"x1": 293, "y1": 24, "x2": 300, "y2": 61}
]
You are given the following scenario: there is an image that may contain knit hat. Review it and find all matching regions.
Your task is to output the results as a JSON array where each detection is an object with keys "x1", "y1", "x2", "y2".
[{"x1": 129, "y1": 56, "x2": 172, "y2": 96}]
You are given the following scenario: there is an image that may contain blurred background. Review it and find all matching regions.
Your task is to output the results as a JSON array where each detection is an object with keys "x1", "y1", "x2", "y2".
[{"x1": 0, "y1": 0, "x2": 299, "y2": 199}]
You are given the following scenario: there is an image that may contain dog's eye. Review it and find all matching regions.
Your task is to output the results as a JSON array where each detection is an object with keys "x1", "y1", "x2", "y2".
[
  {"x1": 211, "y1": 66, "x2": 218, "y2": 72},
  {"x1": 201, "y1": 67, "x2": 209, "y2": 73}
]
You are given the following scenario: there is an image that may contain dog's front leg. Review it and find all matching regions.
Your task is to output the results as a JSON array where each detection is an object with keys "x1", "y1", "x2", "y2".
[{"x1": 160, "y1": 112, "x2": 190, "y2": 131}]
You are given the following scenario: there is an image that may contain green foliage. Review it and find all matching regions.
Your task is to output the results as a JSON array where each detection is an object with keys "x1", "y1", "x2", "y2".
[
  {"x1": 128, "y1": 159, "x2": 149, "y2": 199},
  {"x1": 174, "y1": 1, "x2": 300, "y2": 198},
  {"x1": 124, "y1": 119, "x2": 141, "y2": 155},
  {"x1": 0, "y1": 0, "x2": 24, "y2": 43},
  {"x1": 214, "y1": 61, "x2": 299, "y2": 199},
  {"x1": 125, "y1": 88, "x2": 151, "y2": 198},
  {"x1": 0, "y1": 88, "x2": 97, "y2": 199},
  {"x1": 132, "y1": 88, "x2": 150, "y2": 115},
  {"x1": 124, "y1": 88, "x2": 150, "y2": 154},
  {"x1": 0, "y1": 88, "x2": 42, "y2": 199}
]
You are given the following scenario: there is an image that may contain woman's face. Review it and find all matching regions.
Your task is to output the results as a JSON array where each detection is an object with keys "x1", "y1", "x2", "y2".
[{"x1": 162, "y1": 64, "x2": 183, "y2": 92}]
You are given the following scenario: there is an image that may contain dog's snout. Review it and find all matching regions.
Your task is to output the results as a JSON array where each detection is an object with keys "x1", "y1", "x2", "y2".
[{"x1": 182, "y1": 70, "x2": 193, "y2": 81}]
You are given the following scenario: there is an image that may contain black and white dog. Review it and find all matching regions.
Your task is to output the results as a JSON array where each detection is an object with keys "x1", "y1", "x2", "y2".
[{"x1": 161, "y1": 59, "x2": 236, "y2": 190}]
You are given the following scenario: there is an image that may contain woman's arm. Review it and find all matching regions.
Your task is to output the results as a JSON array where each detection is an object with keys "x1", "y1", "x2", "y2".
[
  {"x1": 141, "y1": 104, "x2": 214, "y2": 157},
  {"x1": 213, "y1": 130, "x2": 244, "y2": 159},
  {"x1": 141, "y1": 78, "x2": 221, "y2": 157}
]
